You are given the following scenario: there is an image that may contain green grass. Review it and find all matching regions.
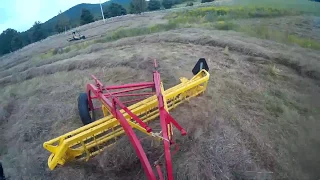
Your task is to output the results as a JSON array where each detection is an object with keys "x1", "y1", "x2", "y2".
[
  {"x1": 36, "y1": 1, "x2": 320, "y2": 61},
  {"x1": 95, "y1": 23, "x2": 178, "y2": 43},
  {"x1": 165, "y1": 6, "x2": 302, "y2": 33},
  {"x1": 31, "y1": 40, "x2": 94, "y2": 61},
  {"x1": 231, "y1": 0, "x2": 320, "y2": 15},
  {"x1": 268, "y1": 64, "x2": 281, "y2": 77},
  {"x1": 288, "y1": 35, "x2": 320, "y2": 49},
  {"x1": 239, "y1": 25, "x2": 320, "y2": 50},
  {"x1": 214, "y1": 21, "x2": 238, "y2": 30},
  {"x1": 166, "y1": 6, "x2": 301, "y2": 24},
  {"x1": 165, "y1": 5, "x2": 320, "y2": 50},
  {"x1": 35, "y1": 23, "x2": 179, "y2": 59},
  {"x1": 261, "y1": 85, "x2": 319, "y2": 175}
]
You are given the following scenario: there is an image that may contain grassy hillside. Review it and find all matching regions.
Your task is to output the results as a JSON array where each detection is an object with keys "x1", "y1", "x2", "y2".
[
  {"x1": 0, "y1": 0, "x2": 132, "y2": 56},
  {"x1": 232, "y1": 0, "x2": 320, "y2": 15},
  {"x1": 42, "y1": 0, "x2": 131, "y2": 34}
]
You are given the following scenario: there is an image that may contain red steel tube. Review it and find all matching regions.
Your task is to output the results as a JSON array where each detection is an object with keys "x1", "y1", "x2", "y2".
[
  {"x1": 153, "y1": 68, "x2": 174, "y2": 180},
  {"x1": 114, "y1": 98, "x2": 152, "y2": 133},
  {"x1": 107, "y1": 92, "x2": 154, "y2": 98},
  {"x1": 156, "y1": 165, "x2": 164, "y2": 180},
  {"x1": 105, "y1": 85, "x2": 154, "y2": 96},
  {"x1": 121, "y1": 97, "x2": 151, "y2": 105},
  {"x1": 86, "y1": 60, "x2": 186, "y2": 180},
  {"x1": 106, "y1": 82, "x2": 154, "y2": 90},
  {"x1": 97, "y1": 92, "x2": 157, "y2": 180}
]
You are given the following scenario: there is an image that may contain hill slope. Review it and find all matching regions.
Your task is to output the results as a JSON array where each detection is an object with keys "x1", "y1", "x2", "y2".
[{"x1": 41, "y1": 0, "x2": 131, "y2": 34}]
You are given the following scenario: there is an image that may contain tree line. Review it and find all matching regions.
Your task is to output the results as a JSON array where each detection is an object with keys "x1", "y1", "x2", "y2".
[
  {"x1": 0, "y1": 0, "x2": 197, "y2": 56},
  {"x1": 0, "y1": 21, "x2": 46, "y2": 55}
]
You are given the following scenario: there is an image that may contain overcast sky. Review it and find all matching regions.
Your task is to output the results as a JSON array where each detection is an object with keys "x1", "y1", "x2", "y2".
[{"x1": 0, "y1": 0, "x2": 102, "y2": 33}]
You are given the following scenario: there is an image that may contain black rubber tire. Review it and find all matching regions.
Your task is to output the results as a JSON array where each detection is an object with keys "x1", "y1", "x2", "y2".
[
  {"x1": 0, "y1": 162, "x2": 4, "y2": 180},
  {"x1": 78, "y1": 93, "x2": 93, "y2": 125}
]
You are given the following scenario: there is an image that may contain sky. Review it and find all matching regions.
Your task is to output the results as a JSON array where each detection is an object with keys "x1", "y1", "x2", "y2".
[{"x1": 0, "y1": 0, "x2": 102, "y2": 33}]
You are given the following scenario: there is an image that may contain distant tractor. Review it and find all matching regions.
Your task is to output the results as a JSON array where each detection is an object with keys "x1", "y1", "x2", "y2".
[{"x1": 68, "y1": 31, "x2": 86, "y2": 42}]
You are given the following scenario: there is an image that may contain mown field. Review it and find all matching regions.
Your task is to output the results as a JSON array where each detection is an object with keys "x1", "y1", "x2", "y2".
[{"x1": 0, "y1": 0, "x2": 320, "y2": 179}]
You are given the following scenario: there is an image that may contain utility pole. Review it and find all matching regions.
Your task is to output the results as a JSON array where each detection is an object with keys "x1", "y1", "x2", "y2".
[{"x1": 99, "y1": 0, "x2": 105, "y2": 23}]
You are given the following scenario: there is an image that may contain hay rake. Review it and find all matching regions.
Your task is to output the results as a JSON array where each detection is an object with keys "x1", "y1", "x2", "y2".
[{"x1": 43, "y1": 59, "x2": 210, "y2": 180}]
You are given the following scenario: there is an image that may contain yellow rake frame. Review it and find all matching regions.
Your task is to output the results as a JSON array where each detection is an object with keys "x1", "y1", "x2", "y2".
[{"x1": 43, "y1": 69, "x2": 209, "y2": 170}]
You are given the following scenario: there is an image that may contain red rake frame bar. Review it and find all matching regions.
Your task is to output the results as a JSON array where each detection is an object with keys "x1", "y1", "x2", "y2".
[{"x1": 85, "y1": 60, "x2": 187, "y2": 180}]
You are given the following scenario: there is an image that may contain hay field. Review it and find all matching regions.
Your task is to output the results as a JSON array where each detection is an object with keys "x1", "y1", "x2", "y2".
[{"x1": 1, "y1": 1, "x2": 320, "y2": 179}]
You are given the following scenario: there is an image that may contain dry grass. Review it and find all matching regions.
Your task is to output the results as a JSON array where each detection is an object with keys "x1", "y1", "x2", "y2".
[
  {"x1": 171, "y1": 98, "x2": 261, "y2": 180},
  {"x1": 1, "y1": 4, "x2": 320, "y2": 180},
  {"x1": 268, "y1": 64, "x2": 281, "y2": 77}
]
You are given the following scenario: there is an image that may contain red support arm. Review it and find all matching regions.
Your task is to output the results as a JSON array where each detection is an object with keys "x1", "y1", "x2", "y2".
[
  {"x1": 97, "y1": 90, "x2": 157, "y2": 180},
  {"x1": 113, "y1": 98, "x2": 152, "y2": 133},
  {"x1": 86, "y1": 59, "x2": 187, "y2": 180},
  {"x1": 165, "y1": 112, "x2": 187, "y2": 136},
  {"x1": 114, "y1": 107, "x2": 157, "y2": 180},
  {"x1": 111, "y1": 92, "x2": 154, "y2": 97},
  {"x1": 121, "y1": 97, "x2": 150, "y2": 105},
  {"x1": 156, "y1": 165, "x2": 164, "y2": 180},
  {"x1": 105, "y1": 85, "x2": 154, "y2": 96},
  {"x1": 106, "y1": 82, "x2": 154, "y2": 90},
  {"x1": 153, "y1": 62, "x2": 174, "y2": 180}
]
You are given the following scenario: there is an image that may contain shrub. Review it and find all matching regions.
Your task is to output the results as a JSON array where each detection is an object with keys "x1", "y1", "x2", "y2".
[
  {"x1": 201, "y1": 0, "x2": 214, "y2": 3},
  {"x1": 186, "y1": 2, "x2": 193, "y2": 6},
  {"x1": 268, "y1": 64, "x2": 281, "y2": 77},
  {"x1": 103, "y1": 3, "x2": 127, "y2": 18},
  {"x1": 148, "y1": 0, "x2": 161, "y2": 11},
  {"x1": 287, "y1": 35, "x2": 320, "y2": 50},
  {"x1": 63, "y1": 47, "x2": 71, "y2": 53},
  {"x1": 174, "y1": 0, "x2": 182, "y2": 4},
  {"x1": 217, "y1": 9, "x2": 227, "y2": 16},
  {"x1": 204, "y1": 12, "x2": 215, "y2": 22},
  {"x1": 52, "y1": 48, "x2": 64, "y2": 55},
  {"x1": 162, "y1": 0, "x2": 173, "y2": 9},
  {"x1": 52, "y1": 48, "x2": 59, "y2": 55},
  {"x1": 214, "y1": 21, "x2": 238, "y2": 30}
]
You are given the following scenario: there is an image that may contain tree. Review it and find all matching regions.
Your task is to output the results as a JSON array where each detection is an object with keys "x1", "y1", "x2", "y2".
[
  {"x1": 30, "y1": 21, "x2": 46, "y2": 42},
  {"x1": 186, "y1": 2, "x2": 193, "y2": 6},
  {"x1": 11, "y1": 35, "x2": 23, "y2": 51},
  {"x1": 148, "y1": 0, "x2": 161, "y2": 11},
  {"x1": 55, "y1": 11, "x2": 70, "y2": 33},
  {"x1": 162, "y1": 0, "x2": 173, "y2": 9},
  {"x1": 103, "y1": 3, "x2": 127, "y2": 18},
  {"x1": 20, "y1": 31, "x2": 31, "y2": 46},
  {"x1": 130, "y1": 0, "x2": 146, "y2": 14},
  {"x1": 201, "y1": 0, "x2": 214, "y2": 3},
  {"x1": 174, "y1": 0, "x2": 182, "y2": 4},
  {"x1": 0, "y1": 28, "x2": 23, "y2": 55},
  {"x1": 80, "y1": 8, "x2": 94, "y2": 25},
  {"x1": 129, "y1": 2, "x2": 136, "y2": 14}
]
